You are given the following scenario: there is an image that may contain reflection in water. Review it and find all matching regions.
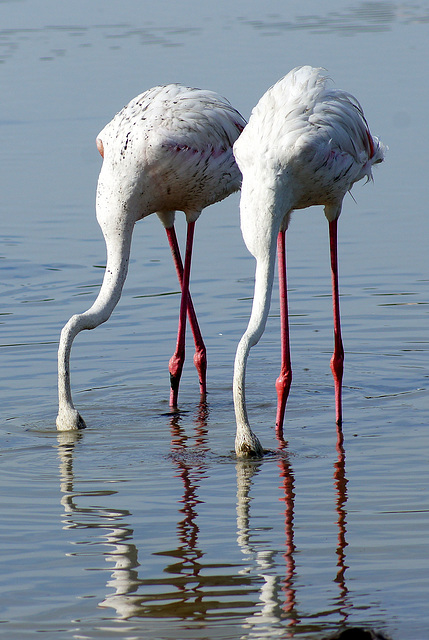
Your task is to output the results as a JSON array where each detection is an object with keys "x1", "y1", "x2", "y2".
[
  {"x1": 277, "y1": 448, "x2": 298, "y2": 629},
  {"x1": 56, "y1": 416, "x2": 353, "y2": 635},
  {"x1": 236, "y1": 450, "x2": 298, "y2": 639},
  {"x1": 334, "y1": 425, "x2": 350, "y2": 621},
  {"x1": 56, "y1": 405, "x2": 258, "y2": 624},
  {"x1": 235, "y1": 432, "x2": 351, "y2": 638},
  {"x1": 57, "y1": 430, "x2": 141, "y2": 619},
  {"x1": 168, "y1": 404, "x2": 209, "y2": 564}
]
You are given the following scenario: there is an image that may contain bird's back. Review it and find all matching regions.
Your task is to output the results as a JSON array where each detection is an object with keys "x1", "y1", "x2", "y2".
[
  {"x1": 234, "y1": 66, "x2": 384, "y2": 219},
  {"x1": 97, "y1": 84, "x2": 246, "y2": 220}
]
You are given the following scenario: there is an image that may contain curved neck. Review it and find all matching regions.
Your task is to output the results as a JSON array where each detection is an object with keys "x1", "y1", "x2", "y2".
[
  {"x1": 58, "y1": 221, "x2": 134, "y2": 410},
  {"x1": 82, "y1": 222, "x2": 134, "y2": 328}
]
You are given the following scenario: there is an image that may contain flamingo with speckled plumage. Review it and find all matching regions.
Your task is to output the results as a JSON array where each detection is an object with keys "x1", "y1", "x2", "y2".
[{"x1": 57, "y1": 84, "x2": 246, "y2": 431}]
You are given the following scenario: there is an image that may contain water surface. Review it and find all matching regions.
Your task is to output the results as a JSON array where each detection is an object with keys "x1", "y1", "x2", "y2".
[{"x1": 1, "y1": 1, "x2": 428, "y2": 639}]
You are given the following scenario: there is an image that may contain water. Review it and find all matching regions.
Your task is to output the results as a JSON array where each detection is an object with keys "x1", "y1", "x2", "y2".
[{"x1": 1, "y1": 1, "x2": 428, "y2": 638}]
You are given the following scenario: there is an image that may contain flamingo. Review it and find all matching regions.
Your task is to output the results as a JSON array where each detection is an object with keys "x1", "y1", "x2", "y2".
[
  {"x1": 233, "y1": 66, "x2": 385, "y2": 457},
  {"x1": 57, "y1": 83, "x2": 246, "y2": 431}
]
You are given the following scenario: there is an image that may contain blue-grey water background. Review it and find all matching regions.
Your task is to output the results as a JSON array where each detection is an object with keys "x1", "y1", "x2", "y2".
[{"x1": 1, "y1": 1, "x2": 428, "y2": 639}]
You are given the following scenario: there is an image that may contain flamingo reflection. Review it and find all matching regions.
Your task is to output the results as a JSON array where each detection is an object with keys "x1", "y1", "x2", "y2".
[
  {"x1": 235, "y1": 432, "x2": 350, "y2": 637},
  {"x1": 236, "y1": 447, "x2": 298, "y2": 637},
  {"x1": 56, "y1": 418, "x2": 351, "y2": 633},
  {"x1": 57, "y1": 431, "x2": 141, "y2": 619},
  {"x1": 158, "y1": 406, "x2": 208, "y2": 602},
  {"x1": 56, "y1": 405, "x2": 257, "y2": 623}
]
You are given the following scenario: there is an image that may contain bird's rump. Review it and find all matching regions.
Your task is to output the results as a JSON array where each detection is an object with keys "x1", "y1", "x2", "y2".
[
  {"x1": 234, "y1": 66, "x2": 384, "y2": 220},
  {"x1": 97, "y1": 84, "x2": 246, "y2": 220}
]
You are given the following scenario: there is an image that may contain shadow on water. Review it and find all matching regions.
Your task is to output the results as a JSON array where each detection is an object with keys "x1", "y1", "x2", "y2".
[{"x1": 55, "y1": 407, "x2": 390, "y2": 639}]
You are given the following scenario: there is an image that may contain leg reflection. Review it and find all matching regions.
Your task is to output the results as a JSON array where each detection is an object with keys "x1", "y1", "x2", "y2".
[
  {"x1": 162, "y1": 407, "x2": 209, "y2": 594},
  {"x1": 277, "y1": 447, "x2": 299, "y2": 629},
  {"x1": 333, "y1": 423, "x2": 350, "y2": 622}
]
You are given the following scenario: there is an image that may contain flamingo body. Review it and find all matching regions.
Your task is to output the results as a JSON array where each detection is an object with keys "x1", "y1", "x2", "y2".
[
  {"x1": 233, "y1": 66, "x2": 384, "y2": 456},
  {"x1": 96, "y1": 84, "x2": 245, "y2": 226},
  {"x1": 57, "y1": 84, "x2": 246, "y2": 431}
]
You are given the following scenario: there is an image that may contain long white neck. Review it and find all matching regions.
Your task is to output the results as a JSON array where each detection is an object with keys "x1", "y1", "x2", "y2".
[
  {"x1": 57, "y1": 220, "x2": 134, "y2": 429},
  {"x1": 233, "y1": 240, "x2": 277, "y2": 456}
]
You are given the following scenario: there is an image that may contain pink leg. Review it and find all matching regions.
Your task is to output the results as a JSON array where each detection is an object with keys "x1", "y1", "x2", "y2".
[
  {"x1": 169, "y1": 221, "x2": 196, "y2": 408},
  {"x1": 329, "y1": 219, "x2": 344, "y2": 425},
  {"x1": 275, "y1": 230, "x2": 292, "y2": 438},
  {"x1": 165, "y1": 227, "x2": 207, "y2": 399}
]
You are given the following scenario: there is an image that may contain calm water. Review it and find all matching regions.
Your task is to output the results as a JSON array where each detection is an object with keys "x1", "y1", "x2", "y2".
[{"x1": 1, "y1": 1, "x2": 428, "y2": 639}]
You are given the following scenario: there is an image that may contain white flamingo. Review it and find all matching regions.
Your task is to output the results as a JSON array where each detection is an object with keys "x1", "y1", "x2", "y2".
[
  {"x1": 233, "y1": 66, "x2": 385, "y2": 457},
  {"x1": 57, "y1": 84, "x2": 246, "y2": 431}
]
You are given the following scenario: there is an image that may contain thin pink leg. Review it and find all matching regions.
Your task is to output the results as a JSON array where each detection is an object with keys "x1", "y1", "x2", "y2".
[
  {"x1": 169, "y1": 221, "x2": 196, "y2": 408},
  {"x1": 165, "y1": 227, "x2": 207, "y2": 399},
  {"x1": 329, "y1": 219, "x2": 344, "y2": 425},
  {"x1": 275, "y1": 230, "x2": 292, "y2": 438}
]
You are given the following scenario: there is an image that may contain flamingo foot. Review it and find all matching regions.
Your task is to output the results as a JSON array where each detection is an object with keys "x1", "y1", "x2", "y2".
[
  {"x1": 169, "y1": 382, "x2": 179, "y2": 408},
  {"x1": 193, "y1": 347, "x2": 207, "y2": 399},
  {"x1": 330, "y1": 350, "x2": 344, "y2": 426},
  {"x1": 56, "y1": 407, "x2": 87, "y2": 431},
  {"x1": 275, "y1": 371, "x2": 292, "y2": 437},
  {"x1": 169, "y1": 352, "x2": 184, "y2": 408}
]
